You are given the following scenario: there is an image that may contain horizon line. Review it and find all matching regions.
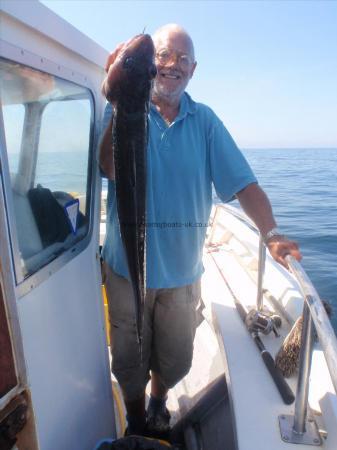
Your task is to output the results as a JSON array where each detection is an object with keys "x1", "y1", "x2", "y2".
[{"x1": 242, "y1": 146, "x2": 337, "y2": 150}]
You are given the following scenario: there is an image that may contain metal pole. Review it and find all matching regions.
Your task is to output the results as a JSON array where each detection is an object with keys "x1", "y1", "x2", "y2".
[
  {"x1": 256, "y1": 235, "x2": 266, "y2": 311},
  {"x1": 293, "y1": 301, "x2": 314, "y2": 434}
]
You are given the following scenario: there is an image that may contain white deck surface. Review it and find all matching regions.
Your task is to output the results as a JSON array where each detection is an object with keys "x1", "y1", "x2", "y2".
[{"x1": 201, "y1": 239, "x2": 336, "y2": 450}]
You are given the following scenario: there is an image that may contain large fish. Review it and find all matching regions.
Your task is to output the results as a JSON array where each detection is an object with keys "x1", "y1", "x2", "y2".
[{"x1": 104, "y1": 34, "x2": 157, "y2": 350}]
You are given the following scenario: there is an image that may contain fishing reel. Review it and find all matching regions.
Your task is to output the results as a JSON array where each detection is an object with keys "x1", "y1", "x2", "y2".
[{"x1": 245, "y1": 309, "x2": 282, "y2": 337}]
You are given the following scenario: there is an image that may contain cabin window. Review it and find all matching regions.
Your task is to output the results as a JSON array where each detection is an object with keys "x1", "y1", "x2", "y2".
[{"x1": 0, "y1": 59, "x2": 94, "y2": 281}]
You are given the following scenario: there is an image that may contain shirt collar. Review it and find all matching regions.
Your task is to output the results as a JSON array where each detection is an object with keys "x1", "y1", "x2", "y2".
[
  {"x1": 177, "y1": 92, "x2": 197, "y2": 119},
  {"x1": 150, "y1": 92, "x2": 197, "y2": 123}
]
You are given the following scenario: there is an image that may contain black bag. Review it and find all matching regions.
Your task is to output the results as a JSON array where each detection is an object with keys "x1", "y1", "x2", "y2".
[{"x1": 28, "y1": 184, "x2": 71, "y2": 247}]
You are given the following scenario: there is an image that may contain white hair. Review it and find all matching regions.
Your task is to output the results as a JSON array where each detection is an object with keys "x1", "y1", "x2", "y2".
[{"x1": 152, "y1": 24, "x2": 195, "y2": 61}]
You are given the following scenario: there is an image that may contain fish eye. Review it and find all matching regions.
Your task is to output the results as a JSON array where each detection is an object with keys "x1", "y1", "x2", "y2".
[{"x1": 124, "y1": 57, "x2": 134, "y2": 69}]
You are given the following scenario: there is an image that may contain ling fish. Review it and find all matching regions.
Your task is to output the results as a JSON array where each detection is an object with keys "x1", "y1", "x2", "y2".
[{"x1": 104, "y1": 34, "x2": 157, "y2": 350}]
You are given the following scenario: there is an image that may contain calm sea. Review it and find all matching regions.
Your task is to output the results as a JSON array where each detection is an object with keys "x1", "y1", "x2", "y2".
[
  {"x1": 241, "y1": 148, "x2": 337, "y2": 332},
  {"x1": 10, "y1": 148, "x2": 336, "y2": 332}
]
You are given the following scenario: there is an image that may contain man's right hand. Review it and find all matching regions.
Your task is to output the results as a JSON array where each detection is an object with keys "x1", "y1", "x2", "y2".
[
  {"x1": 102, "y1": 38, "x2": 135, "y2": 101},
  {"x1": 104, "y1": 42, "x2": 125, "y2": 73},
  {"x1": 101, "y1": 42, "x2": 125, "y2": 101},
  {"x1": 100, "y1": 40, "x2": 133, "y2": 180}
]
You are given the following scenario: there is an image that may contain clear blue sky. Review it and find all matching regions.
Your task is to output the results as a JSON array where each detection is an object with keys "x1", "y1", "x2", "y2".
[{"x1": 40, "y1": 0, "x2": 337, "y2": 149}]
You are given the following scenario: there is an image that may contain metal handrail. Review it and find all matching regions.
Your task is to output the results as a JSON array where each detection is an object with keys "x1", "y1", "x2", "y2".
[
  {"x1": 256, "y1": 235, "x2": 266, "y2": 311},
  {"x1": 286, "y1": 255, "x2": 337, "y2": 395},
  {"x1": 213, "y1": 204, "x2": 337, "y2": 394},
  {"x1": 293, "y1": 302, "x2": 314, "y2": 434}
]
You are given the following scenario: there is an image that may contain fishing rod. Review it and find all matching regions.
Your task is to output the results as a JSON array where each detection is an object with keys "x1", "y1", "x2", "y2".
[
  {"x1": 234, "y1": 298, "x2": 294, "y2": 405},
  {"x1": 212, "y1": 257, "x2": 295, "y2": 405}
]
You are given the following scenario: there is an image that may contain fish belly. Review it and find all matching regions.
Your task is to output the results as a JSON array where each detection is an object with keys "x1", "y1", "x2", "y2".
[{"x1": 113, "y1": 109, "x2": 147, "y2": 348}]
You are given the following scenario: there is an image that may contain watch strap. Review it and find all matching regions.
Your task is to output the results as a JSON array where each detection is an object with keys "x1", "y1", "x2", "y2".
[{"x1": 263, "y1": 227, "x2": 284, "y2": 244}]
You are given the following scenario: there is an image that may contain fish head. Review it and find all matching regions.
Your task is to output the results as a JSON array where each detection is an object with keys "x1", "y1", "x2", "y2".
[
  {"x1": 123, "y1": 34, "x2": 157, "y2": 78},
  {"x1": 106, "y1": 34, "x2": 156, "y2": 102},
  {"x1": 121, "y1": 34, "x2": 157, "y2": 101}
]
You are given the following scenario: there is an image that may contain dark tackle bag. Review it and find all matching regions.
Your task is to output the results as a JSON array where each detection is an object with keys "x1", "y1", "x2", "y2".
[
  {"x1": 95, "y1": 436, "x2": 174, "y2": 450},
  {"x1": 28, "y1": 184, "x2": 71, "y2": 247}
]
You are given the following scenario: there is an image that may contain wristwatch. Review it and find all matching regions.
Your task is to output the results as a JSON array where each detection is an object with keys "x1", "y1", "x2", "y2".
[{"x1": 263, "y1": 227, "x2": 284, "y2": 244}]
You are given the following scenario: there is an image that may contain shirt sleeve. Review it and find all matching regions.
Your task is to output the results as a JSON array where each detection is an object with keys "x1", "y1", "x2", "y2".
[
  {"x1": 209, "y1": 119, "x2": 257, "y2": 202},
  {"x1": 98, "y1": 102, "x2": 114, "y2": 178}
]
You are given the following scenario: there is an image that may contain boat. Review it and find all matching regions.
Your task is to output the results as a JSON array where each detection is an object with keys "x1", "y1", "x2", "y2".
[{"x1": 1, "y1": 2, "x2": 336, "y2": 449}]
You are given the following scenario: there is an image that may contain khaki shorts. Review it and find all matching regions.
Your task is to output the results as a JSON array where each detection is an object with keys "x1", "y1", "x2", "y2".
[{"x1": 103, "y1": 262, "x2": 201, "y2": 402}]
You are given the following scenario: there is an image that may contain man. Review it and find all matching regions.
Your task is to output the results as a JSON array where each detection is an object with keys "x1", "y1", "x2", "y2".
[{"x1": 99, "y1": 24, "x2": 301, "y2": 438}]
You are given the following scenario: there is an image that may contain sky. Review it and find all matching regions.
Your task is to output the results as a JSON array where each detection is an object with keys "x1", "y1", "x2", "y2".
[{"x1": 39, "y1": 0, "x2": 337, "y2": 149}]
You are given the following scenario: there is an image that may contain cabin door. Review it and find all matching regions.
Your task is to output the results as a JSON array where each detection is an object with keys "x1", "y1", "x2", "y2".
[{"x1": 0, "y1": 54, "x2": 114, "y2": 450}]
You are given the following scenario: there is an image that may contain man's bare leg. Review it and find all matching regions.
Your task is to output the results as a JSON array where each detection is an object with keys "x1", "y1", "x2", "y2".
[{"x1": 151, "y1": 371, "x2": 168, "y2": 399}]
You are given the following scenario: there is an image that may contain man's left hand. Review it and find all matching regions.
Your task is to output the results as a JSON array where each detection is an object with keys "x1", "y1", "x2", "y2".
[{"x1": 266, "y1": 237, "x2": 302, "y2": 268}]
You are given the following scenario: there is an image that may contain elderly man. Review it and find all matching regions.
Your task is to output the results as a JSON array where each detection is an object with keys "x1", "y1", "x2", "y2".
[{"x1": 99, "y1": 24, "x2": 301, "y2": 438}]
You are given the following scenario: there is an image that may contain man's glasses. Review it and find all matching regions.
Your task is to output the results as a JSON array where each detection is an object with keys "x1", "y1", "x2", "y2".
[{"x1": 155, "y1": 48, "x2": 194, "y2": 69}]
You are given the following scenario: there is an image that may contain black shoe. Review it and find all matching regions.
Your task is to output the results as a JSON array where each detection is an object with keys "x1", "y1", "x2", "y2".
[
  {"x1": 124, "y1": 426, "x2": 148, "y2": 437},
  {"x1": 146, "y1": 407, "x2": 171, "y2": 440},
  {"x1": 124, "y1": 413, "x2": 147, "y2": 437}
]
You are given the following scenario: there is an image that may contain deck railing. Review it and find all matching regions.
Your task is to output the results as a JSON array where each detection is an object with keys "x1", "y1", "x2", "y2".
[
  {"x1": 285, "y1": 255, "x2": 337, "y2": 394},
  {"x1": 212, "y1": 204, "x2": 337, "y2": 445}
]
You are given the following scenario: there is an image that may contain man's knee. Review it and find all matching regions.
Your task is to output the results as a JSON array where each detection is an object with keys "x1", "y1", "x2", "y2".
[
  {"x1": 157, "y1": 356, "x2": 194, "y2": 389},
  {"x1": 113, "y1": 364, "x2": 150, "y2": 402}
]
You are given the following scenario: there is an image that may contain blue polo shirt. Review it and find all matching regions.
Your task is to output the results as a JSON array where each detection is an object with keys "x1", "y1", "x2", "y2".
[{"x1": 101, "y1": 92, "x2": 257, "y2": 288}]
